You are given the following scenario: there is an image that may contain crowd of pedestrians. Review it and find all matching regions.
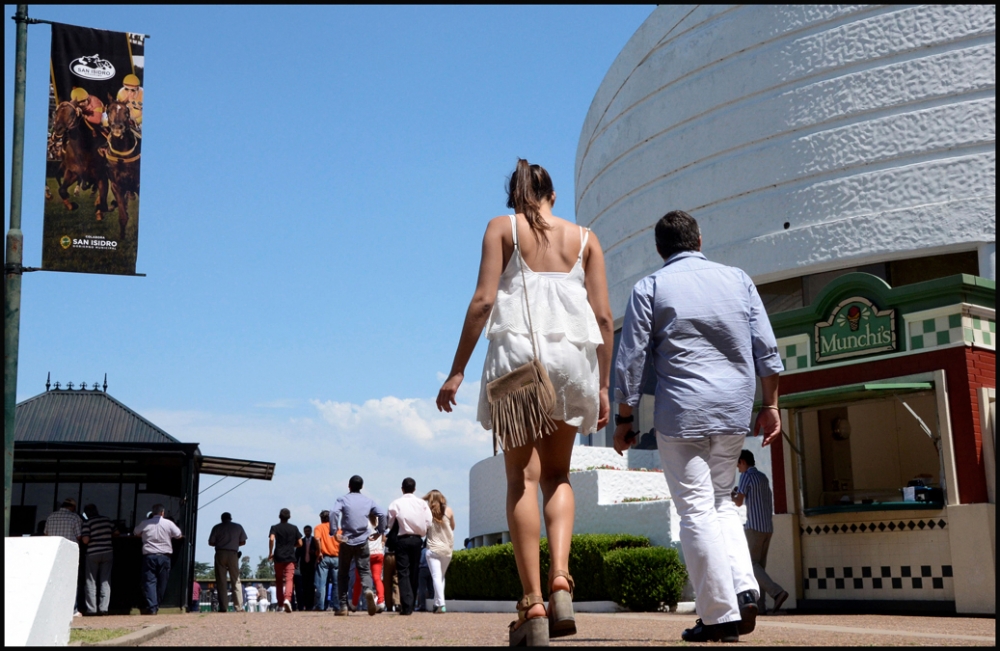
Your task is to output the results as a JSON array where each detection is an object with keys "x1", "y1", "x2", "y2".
[
  {"x1": 195, "y1": 476, "x2": 456, "y2": 617},
  {"x1": 42, "y1": 161, "x2": 788, "y2": 647}
]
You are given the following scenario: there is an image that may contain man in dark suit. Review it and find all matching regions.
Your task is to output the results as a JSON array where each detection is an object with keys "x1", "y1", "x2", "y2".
[{"x1": 295, "y1": 525, "x2": 318, "y2": 611}]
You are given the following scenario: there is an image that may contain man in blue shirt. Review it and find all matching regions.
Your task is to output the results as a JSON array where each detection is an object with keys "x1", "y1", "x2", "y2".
[
  {"x1": 613, "y1": 210, "x2": 783, "y2": 643},
  {"x1": 330, "y1": 475, "x2": 386, "y2": 616},
  {"x1": 735, "y1": 450, "x2": 788, "y2": 615}
]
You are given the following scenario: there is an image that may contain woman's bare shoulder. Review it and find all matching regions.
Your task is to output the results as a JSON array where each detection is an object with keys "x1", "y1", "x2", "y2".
[{"x1": 485, "y1": 215, "x2": 513, "y2": 235}]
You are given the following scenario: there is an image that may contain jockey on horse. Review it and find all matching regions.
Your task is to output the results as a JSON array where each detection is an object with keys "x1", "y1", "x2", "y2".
[
  {"x1": 68, "y1": 87, "x2": 108, "y2": 191},
  {"x1": 116, "y1": 73, "x2": 143, "y2": 134}
]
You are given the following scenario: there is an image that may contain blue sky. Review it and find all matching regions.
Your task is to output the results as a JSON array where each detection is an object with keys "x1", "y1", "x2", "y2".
[{"x1": 5, "y1": 5, "x2": 653, "y2": 565}]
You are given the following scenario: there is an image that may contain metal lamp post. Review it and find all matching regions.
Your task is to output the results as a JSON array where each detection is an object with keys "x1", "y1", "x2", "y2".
[{"x1": 5, "y1": 4, "x2": 28, "y2": 537}]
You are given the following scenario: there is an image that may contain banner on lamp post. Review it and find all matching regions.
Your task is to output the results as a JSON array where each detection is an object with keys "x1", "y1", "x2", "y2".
[{"x1": 42, "y1": 22, "x2": 145, "y2": 275}]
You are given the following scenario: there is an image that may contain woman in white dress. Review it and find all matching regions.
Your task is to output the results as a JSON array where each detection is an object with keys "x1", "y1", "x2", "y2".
[{"x1": 437, "y1": 159, "x2": 613, "y2": 645}]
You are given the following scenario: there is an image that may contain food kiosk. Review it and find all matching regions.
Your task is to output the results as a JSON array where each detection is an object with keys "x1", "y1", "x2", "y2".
[{"x1": 765, "y1": 273, "x2": 995, "y2": 614}]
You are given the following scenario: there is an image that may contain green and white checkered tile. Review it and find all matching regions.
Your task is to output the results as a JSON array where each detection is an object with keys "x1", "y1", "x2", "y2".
[
  {"x1": 908, "y1": 312, "x2": 964, "y2": 351},
  {"x1": 968, "y1": 315, "x2": 996, "y2": 349},
  {"x1": 906, "y1": 307, "x2": 996, "y2": 351},
  {"x1": 777, "y1": 335, "x2": 810, "y2": 371}
]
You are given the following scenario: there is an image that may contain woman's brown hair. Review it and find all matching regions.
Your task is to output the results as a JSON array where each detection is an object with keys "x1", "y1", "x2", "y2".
[
  {"x1": 506, "y1": 158, "x2": 554, "y2": 242},
  {"x1": 423, "y1": 489, "x2": 448, "y2": 521}
]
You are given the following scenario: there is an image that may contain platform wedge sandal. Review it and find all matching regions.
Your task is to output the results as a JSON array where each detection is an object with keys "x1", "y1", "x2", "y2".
[
  {"x1": 509, "y1": 595, "x2": 549, "y2": 647},
  {"x1": 547, "y1": 570, "x2": 576, "y2": 638}
]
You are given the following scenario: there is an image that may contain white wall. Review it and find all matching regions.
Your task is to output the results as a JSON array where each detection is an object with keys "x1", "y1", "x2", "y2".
[{"x1": 576, "y1": 5, "x2": 996, "y2": 318}]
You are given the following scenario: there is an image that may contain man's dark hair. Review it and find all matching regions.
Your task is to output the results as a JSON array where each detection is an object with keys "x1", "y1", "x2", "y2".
[
  {"x1": 654, "y1": 210, "x2": 701, "y2": 259},
  {"x1": 151, "y1": 504, "x2": 165, "y2": 516},
  {"x1": 739, "y1": 450, "x2": 756, "y2": 467},
  {"x1": 221, "y1": 512, "x2": 232, "y2": 522},
  {"x1": 83, "y1": 504, "x2": 99, "y2": 518},
  {"x1": 320, "y1": 510, "x2": 330, "y2": 524},
  {"x1": 401, "y1": 477, "x2": 416, "y2": 494},
  {"x1": 279, "y1": 508, "x2": 291, "y2": 522},
  {"x1": 349, "y1": 475, "x2": 364, "y2": 492},
  {"x1": 303, "y1": 525, "x2": 312, "y2": 534}
]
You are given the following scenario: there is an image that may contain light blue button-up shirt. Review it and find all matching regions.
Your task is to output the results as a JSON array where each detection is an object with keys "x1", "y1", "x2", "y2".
[
  {"x1": 614, "y1": 251, "x2": 783, "y2": 437},
  {"x1": 331, "y1": 492, "x2": 386, "y2": 547}
]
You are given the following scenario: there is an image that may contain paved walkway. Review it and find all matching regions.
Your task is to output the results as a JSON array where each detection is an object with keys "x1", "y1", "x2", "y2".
[{"x1": 72, "y1": 611, "x2": 996, "y2": 646}]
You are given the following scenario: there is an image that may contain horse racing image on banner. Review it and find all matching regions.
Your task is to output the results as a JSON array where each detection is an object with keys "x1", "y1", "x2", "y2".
[{"x1": 43, "y1": 22, "x2": 144, "y2": 275}]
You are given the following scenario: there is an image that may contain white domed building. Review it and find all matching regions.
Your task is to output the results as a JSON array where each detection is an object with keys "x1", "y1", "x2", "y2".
[{"x1": 470, "y1": 5, "x2": 995, "y2": 614}]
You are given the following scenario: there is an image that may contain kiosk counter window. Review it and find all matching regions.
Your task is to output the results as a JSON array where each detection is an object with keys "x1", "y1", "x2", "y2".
[{"x1": 794, "y1": 388, "x2": 944, "y2": 515}]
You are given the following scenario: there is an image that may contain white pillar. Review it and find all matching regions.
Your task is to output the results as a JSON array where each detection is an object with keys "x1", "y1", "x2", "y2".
[{"x1": 978, "y1": 242, "x2": 995, "y2": 280}]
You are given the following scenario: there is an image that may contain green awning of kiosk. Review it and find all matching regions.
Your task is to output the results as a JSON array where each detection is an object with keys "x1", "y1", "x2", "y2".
[{"x1": 755, "y1": 382, "x2": 933, "y2": 411}]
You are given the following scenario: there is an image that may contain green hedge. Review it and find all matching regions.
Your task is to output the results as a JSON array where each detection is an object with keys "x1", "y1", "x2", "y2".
[
  {"x1": 603, "y1": 546, "x2": 687, "y2": 611},
  {"x1": 445, "y1": 533, "x2": 685, "y2": 609}
]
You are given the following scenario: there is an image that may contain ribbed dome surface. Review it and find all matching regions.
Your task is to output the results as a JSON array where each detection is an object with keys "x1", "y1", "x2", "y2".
[{"x1": 576, "y1": 5, "x2": 995, "y2": 318}]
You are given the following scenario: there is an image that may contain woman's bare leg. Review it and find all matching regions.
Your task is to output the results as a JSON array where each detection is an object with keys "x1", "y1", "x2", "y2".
[
  {"x1": 536, "y1": 421, "x2": 578, "y2": 593},
  {"x1": 504, "y1": 439, "x2": 546, "y2": 619}
]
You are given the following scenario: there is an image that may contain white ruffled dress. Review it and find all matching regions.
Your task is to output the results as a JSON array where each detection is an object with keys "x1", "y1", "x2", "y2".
[{"x1": 477, "y1": 215, "x2": 605, "y2": 435}]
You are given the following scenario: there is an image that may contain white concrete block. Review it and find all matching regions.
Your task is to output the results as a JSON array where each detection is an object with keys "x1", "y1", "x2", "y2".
[
  {"x1": 469, "y1": 447, "x2": 666, "y2": 541},
  {"x1": 5, "y1": 537, "x2": 79, "y2": 646}
]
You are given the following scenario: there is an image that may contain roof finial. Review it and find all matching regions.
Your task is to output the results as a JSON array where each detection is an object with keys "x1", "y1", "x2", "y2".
[
  {"x1": 54, "y1": 381, "x2": 61, "y2": 389},
  {"x1": 67, "y1": 382, "x2": 74, "y2": 390},
  {"x1": 81, "y1": 382, "x2": 88, "y2": 390},
  {"x1": 103, "y1": 373, "x2": 108, "y2": 392},
  {"x1": 46, "y1": 372, "x2": 51, "y2": 392}
]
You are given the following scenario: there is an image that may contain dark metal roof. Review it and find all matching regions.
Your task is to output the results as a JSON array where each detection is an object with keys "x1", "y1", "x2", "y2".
[
  {"x1": 198, "y1": 455, "x2": 275, "y2": 480},
  {"x1": 15, "y1": 389, "x2": 180, "y2": 444}
]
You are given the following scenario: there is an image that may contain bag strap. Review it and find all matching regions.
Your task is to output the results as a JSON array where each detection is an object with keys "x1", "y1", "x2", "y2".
[
  {"x1": 578, "y1": 226, "x2": 590, "y2": 261},
  {"x1": 509, "y1": 214, "x2": 541, "y2": 363}
]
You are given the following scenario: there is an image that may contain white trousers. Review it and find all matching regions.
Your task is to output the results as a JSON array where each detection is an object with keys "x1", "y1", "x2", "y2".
[
  {"x1": 657, "y1": 433, "x2": 758, "y2": 625},
  {"x1": 425, "y1": 550, "x2": 452, "y2": 608}
]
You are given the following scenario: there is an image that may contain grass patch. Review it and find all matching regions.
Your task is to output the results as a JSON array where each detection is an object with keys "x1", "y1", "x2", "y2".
[{"x1": 69, "y1": 628, "x2": 131, "y2": 644}]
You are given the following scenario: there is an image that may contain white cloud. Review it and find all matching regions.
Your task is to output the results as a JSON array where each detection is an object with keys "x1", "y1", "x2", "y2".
[
  {"x1": 139, "y1": 376, "x2": 490, "y2": 569},
  {"x1": 310, "y1": 391, "x2": 487, "y2": 447}
]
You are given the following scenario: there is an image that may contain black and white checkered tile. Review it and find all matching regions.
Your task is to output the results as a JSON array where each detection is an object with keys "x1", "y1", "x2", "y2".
[
  {"x1": 800, "y1": 519, "x2": 947, "y2": 536},
  {"x1": 804, "y1": 565, "x2": 953, "y2": 591}
]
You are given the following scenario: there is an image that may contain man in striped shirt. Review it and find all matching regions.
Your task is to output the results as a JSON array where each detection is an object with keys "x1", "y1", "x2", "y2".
[
  {"x1": 734, "y1": 450, "x2": 788, "y2": 614},
  {"x1": 82, "y1": 504, "x2": 118, "y2": 615}
]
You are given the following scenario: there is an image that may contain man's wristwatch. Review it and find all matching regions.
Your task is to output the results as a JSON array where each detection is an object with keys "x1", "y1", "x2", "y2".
[{"x1": 614, "y1": 414, "x2": 634, "y2": 426}]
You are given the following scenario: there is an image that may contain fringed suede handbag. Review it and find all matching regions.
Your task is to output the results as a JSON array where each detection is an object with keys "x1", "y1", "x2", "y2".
[{"x1": 487, "y1": 218, "x2": 557, "y2": 454}]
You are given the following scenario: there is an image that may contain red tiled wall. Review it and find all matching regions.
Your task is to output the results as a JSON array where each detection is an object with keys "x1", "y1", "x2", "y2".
[{"x1": 772, "y1": 346, "x2": 996, "y2": 513}]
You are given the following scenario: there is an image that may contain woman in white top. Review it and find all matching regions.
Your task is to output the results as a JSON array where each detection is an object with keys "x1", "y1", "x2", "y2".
[
  {"x1": 437, "y1": 159, "x2": 613, "y2": 645},
  {"x1": 423, "y1": 490, "x2": 455, "y2": 614}
]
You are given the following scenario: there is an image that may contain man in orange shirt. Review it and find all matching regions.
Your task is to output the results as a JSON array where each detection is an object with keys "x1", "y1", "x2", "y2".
[{"x1": 313, "y1": 510, "x2": 341, "y2": 611}]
